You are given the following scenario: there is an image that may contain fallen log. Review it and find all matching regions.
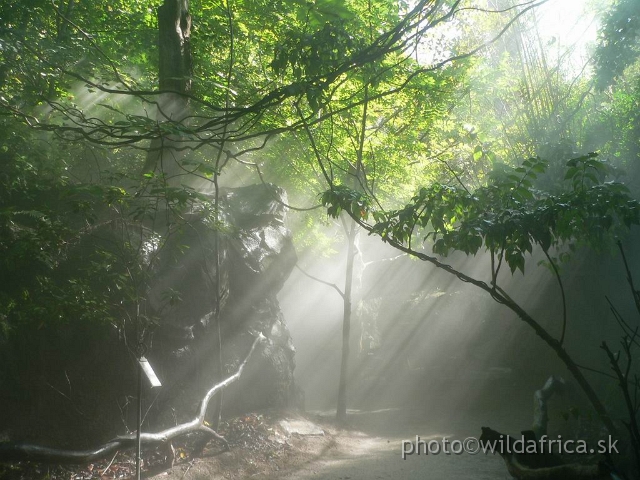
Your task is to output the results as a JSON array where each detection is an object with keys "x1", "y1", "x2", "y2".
[
  {"x1": 480, "y1": 427, "x2": 616, "y2": 480},
  {"x1": 533, "y1": 375, "x2": 566, "y2": 438},
  {"x1": 0, "y1": 332, "x2": 265, "y2": 465}
]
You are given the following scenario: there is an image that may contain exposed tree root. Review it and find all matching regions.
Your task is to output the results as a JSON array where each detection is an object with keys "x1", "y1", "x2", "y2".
[{"x1": 480, "y1": 427, "x2": 615, "y2": 480}]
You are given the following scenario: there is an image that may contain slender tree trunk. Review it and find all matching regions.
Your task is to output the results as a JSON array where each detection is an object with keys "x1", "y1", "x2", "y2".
[
  {"x1": 337, "y1": 219, "x2": 357, "y2": 423},
  {"x1": 210, "y1": 181, "x2": 224, "y2": 430},
  {"x1": 336, "y1": 72, "x2": 368, "y2": 423},
  {"x1": 209, "y1": 0, "x2": 235, "y2": 429}
]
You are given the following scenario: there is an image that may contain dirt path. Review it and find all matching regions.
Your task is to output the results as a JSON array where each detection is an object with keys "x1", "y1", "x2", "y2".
[
  {"x1": 150, "y1": 409, "x2": 518, "y2": 480},
  {"x1": 256, "y1": 430, "x2": 510, "y2": 480}
]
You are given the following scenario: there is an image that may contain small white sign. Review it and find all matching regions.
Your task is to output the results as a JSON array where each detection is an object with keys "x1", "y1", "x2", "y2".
[{"x1": 139, "y1": 356, "x2": 162, "y2": 387}]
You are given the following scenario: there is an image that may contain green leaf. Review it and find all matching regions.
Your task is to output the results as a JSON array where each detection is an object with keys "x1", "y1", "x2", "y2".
[{"x1": 564, "y1": 167, "x2": 579, "y2": 180}]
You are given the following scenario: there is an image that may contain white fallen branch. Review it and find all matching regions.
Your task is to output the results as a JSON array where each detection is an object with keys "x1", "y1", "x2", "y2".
[{"x1": 0, "y1": 332, "x2": 266, "y2": 465}]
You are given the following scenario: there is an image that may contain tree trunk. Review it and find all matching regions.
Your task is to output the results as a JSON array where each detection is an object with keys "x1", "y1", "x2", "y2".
[
  {"x1": 143, "y1": 0, "x2": 192, "y2": 175},
  {"x1": 336, "y1": 75, "x2": 368, "y2": 423},
  {"x1": 158, "y1": 0, "x2": 192, "y2": 95},
  {"x1": 336, "y1": 219, "x2": 357, "y2": 423}
]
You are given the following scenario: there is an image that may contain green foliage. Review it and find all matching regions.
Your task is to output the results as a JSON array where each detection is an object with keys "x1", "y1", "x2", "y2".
[
  {"x1": 0, "y1": 0, "x2": 463, "y2": 332},
  {"x1": 564, "y1": 152, "x2": 611, "y2": 191},
  {"x1": 321, "y1": 184, "x2": 372, "y2": 220},
  {"x1": 0, "y1": 113, "x2": 219, "y2": 345},
  {"x1": 271, "y1": 22, "x2": 357, "y2": 80},
  {"x1": 272, "y1": 21, "x2": 358, "y2": 112},
  {"x1": 0, "y1": 151, "x2": 116, "y2": 335},
  {"x1": 588, "y1": 71, "x2": 640, "y2": 191},
  {"x1": 594, "y1": 0, "x2": 640, "y2": 90},
  {"x1": 0, "y1": 0, "x2": 158, "y2": 107},
  {"x1": 1, "y1": 0, "x2": 639, "y2": 365},
  {"x1": 323, "y1": 155, "x2": 640, "y2": 275}
]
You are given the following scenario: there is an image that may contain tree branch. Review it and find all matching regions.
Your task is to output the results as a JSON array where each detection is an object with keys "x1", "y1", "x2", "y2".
[
  {"x1": 543, "y1": 249, "x2": 568, "y2": 345},
  {"x1": 346, "y1": 213, "x2": 617, "y2": 437},
  {"x1": 0, "y1": 333, "x2": 266, "y2": 465},
  {"x1": 295, "y1": 264, "x2": 345, "y2": 299},
  {"x1": 618, "y1": 240, "x2": 640, "y2": 318}
]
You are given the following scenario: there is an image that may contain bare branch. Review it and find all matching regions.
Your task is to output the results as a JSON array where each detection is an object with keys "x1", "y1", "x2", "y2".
[
  {"x1": 0, "y1": 333, "x2": 266, "y2": 464},
  {"x1": 542, "y1": 249, "x2": 568, "y2": 345},
  {"x1": 295, "y1": 264, "x2": 345, "y2": 299}
]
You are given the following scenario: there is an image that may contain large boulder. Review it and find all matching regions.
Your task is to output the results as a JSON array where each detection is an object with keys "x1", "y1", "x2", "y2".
[
  {"x1": 145, "y1": 183, "x2": 298, "y2": 425},
  {"x1": 0, "y1": 183, "x2": 298, "y2": 445}
]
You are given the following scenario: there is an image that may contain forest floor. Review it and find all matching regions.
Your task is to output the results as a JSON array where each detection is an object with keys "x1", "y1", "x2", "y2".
[
  {"x1": 145, "y1": 408, "x2": 516, "y2": 480},
  {"x1": 1, "y1": 407, "x2": 527, "y2": 480},
  {"x1": 3, "y1": 403, "x2": 623, "y2": 479}
]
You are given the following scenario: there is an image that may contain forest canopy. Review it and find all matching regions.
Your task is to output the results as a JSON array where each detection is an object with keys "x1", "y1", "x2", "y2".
[
  {"x1": 1, "y1": 0, "x2": 640, "y2": 476},
  {"x1": 3, "y1": 0, "x2": 638, "y2": 326}
]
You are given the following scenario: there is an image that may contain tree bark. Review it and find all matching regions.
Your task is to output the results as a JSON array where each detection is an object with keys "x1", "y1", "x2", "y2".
[
  {"x1": 158, "y1": 0, "x2": 192, "y2": 95},
  {"x1": 336, "y1": 220, "x2": 357, "y2": 423},
  {"x1": 143, "y1": 0, "x2": 192, "y2": 175}
]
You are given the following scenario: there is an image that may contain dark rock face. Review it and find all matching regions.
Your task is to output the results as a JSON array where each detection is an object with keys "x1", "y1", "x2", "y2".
[
  {"x1": 0, "y1": 183, "x2": 297, "y2": 445},
  {"x1": 145, "y1": 183, "x2": 298, "y2": 424}
]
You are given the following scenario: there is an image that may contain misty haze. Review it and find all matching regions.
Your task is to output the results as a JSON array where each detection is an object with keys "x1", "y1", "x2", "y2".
[{"x1": 0, "y1": 0, "x2": 639, "y2": 479}]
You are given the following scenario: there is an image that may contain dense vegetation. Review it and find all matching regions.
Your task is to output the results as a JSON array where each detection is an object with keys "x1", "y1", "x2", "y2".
[{"x1": 1, "y1": 0, "x2": 640, "y2": 476}]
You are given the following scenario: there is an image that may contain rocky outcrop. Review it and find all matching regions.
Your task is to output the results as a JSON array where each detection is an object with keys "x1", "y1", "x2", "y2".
[
  {"x1": 0, "y1": 183, "x2": 298, "y2": 446},
  {"x1": 145, "y1": 183, "x2": 298, "y2": 425}
]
